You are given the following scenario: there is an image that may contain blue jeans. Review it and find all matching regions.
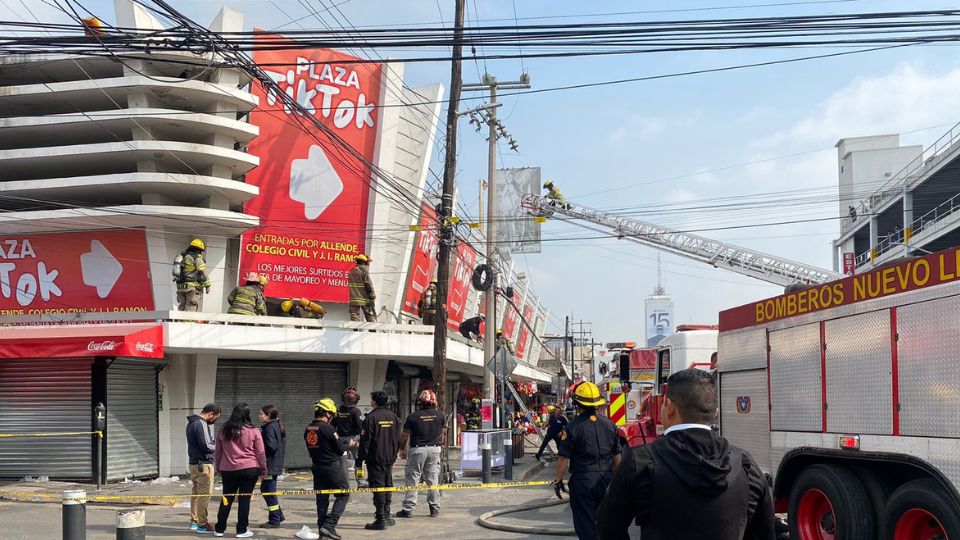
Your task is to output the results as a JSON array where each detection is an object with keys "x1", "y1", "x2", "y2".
[{"x1": 260, "y1": 475, "x2": 284, "y2": 524}]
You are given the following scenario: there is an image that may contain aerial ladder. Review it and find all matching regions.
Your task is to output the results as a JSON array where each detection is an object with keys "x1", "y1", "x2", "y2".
[{"x1": 521, "y1": 195, "x2": 842, "y2": 287}]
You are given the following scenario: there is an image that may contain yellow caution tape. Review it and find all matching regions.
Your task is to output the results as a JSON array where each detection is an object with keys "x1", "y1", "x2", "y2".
[
  {"x1": 0, "y1": 481, "x2": 552, "y2": 506},
  {"x1": 0, "y1": 431, "x2": 102, "y2": 439}
]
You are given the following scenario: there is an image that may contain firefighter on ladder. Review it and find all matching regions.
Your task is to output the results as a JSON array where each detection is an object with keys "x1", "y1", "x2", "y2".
[
  {"x1": 553, "y1": 381, "x2": 622, "y2": 540},
  {"x1": 348, "y1": 254, "x2": 377, "y2": 322},
  {"x1": 543, "y1": 180, "x2": 569, "y2": 210}
]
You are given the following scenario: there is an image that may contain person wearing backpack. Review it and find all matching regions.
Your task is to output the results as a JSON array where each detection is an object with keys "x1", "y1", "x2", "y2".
[
  {"x1": 597, "y1": 369, "x2": 775, "y2": 540},
  {"x1": 175, "y1": 239, "x2": 211, "y2": 312}
]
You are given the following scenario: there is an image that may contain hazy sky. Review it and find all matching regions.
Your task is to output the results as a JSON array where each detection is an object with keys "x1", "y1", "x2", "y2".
[{"x1": 10, "y1": 0, "x2": 960, "y2": 343}]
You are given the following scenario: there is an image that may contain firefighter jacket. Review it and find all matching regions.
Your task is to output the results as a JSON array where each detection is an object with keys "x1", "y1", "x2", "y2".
[
  {"x1": 227, "y1": 285, "x2": 267, "y2": 315},
  {"x1": 497, "y1": 335, "x2": 516, "y2": 355},
  {"x1": 546, "y1": 187, "x2": 567, "y2": 204},
  {"x1": 305, "y1": 419, "x2": 350, "y2": 471},
  {"x1": 596, "y1": 427, "x2": 775, "y2": 540},
  {"x1": 418, "y1": 284, "x2": 438, "y2": 317},
  {"x1": 177, "y1": 249, "x2": 211, "y2": 292},
  {"x1": 347, "y1": 263, "x2": 376, "y2": 306},
  {"x1": 357, "y1": 406, "x2": 400, "y2": 466},
  {"x1": 556, "y1": 411, "x2": 622, "y2": 475}
]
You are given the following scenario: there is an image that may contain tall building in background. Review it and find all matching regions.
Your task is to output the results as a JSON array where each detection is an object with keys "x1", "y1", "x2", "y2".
[{"x1": 645, "y1": 255, "x2": 674, "y2": 346}]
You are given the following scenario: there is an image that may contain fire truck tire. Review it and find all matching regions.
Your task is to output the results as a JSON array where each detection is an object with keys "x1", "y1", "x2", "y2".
[
  {"x1": 789, "y1": 464, "x2": 874, "y2": 540},
  {"x1": 882, "y1": 478, "x2": 960, "y2": 540}
]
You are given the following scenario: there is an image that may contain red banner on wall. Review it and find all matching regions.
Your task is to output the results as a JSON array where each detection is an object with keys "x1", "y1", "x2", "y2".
[
  {"x1": 401, "y1": 205, "x2": 439, "y2": 315},
  {"x1": 0, "y1": 230, "x2": 154, "y2": 316},
  {"x1": 239, "y1": 37, "x2": 383, "y2": 302},
  {"x1": 515, "y1": 303, "x2": 535, "y2": 360},
  {"x1": 500, "y1": 286, "x2": 522, "y2": 341},
  {"x1": 447, "y1": 241, "x2": 478, "y2": 331}
]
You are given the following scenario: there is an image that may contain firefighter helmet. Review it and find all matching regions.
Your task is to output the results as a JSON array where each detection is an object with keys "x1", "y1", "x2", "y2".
[
  {"x1": 543, "y1": 180, "x2": 554, "y2": 189},
  {"x1": 547, "y1": 405, "x2": 556, "y2": 413},
  {"x1": 190, "y1": 239, "x2": 206, "y2": 250},
  {"x1": 431, "y1": 278, "x2": 438, "y2": 284},
  {"x1": 356, "y1": 254, "x2": 371, "y2": 264},
  {"x1": 418, "y1": 389, "x2": 437, "y2": 405},
  {"x1": 258, "y1": 275, "x2": 269, "y2": 287},
  {"x1": 314, "y1": 398, "x2": 337, "y2": 415},
  {"x1": 496, "y1": 328, "x2": 503, "y2": 336},
  {"x1": 572, "y1": 381, "x2": 606, "y2": 407},
  {"x1": 280, "y1": 299, "x2": 294, "y2": 313},
  {"x1": 244, "y1": 271, "x2": 260, "y2": 283}
]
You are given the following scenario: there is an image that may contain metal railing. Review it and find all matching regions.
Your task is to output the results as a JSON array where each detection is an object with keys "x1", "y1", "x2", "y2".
[
  {"x1": 854, "y1": 190, "x2": 960, "y2": 266},
  {"x1": 843, "y1": 121, "x2": 960, "y2": 234}
]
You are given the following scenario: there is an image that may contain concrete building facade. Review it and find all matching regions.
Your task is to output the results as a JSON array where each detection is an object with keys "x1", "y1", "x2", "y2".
[{"x1": 0, "y1": 1, "x2": 552, "y2": 480}]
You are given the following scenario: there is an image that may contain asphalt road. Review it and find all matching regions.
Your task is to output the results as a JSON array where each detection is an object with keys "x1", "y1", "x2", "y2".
[{"x1": 0, "y1": 468, "x2": 587, "y2": 539}]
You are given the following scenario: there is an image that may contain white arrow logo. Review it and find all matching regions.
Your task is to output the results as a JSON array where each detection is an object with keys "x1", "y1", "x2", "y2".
[
  {"x1": 80, "y1": 240, "x2": 123, "y2": 298},
  {"x1": 289, "y1": 144, "x2": 344, "y2": 220}
]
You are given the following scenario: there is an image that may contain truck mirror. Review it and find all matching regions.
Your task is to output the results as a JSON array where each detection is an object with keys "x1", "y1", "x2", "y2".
[{"x1": 618, "y1": 352, "x2": 630, "y2": 383}]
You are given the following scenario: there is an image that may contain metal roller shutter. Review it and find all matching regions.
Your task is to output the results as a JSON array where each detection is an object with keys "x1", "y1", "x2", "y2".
[
  {"x1": 106, "y1": 359, "x2": 159, "y2": 480},
  {"x1": 215, "y1": 360, "x2": 348, "y2": 469},
  {"x1": 0, "y1": 359, "x2": 93, "y2": 480}
]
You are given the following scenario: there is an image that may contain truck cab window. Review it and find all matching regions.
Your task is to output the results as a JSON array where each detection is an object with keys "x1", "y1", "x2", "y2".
[{"x1": 657, "y1": 348, "x2": 671, "y2": 393}]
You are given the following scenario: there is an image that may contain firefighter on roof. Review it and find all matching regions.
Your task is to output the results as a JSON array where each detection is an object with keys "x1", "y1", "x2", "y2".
[
  {"x1": 280, "y1": 298, "x2": 325, "y2": 319},
  {"x1": 554, "y1": 381, "x2": 622, "y2": 540},
  {"x1": 175, "y1": 239, "x2": 211, "y2": 312},
  {"x1": 418, "y1": 278, "x2": 439, "y2": 325},
  {"x1": 348, "y1": 254, "x2": 377, "y2": 322},
  {"x1": 227, "y1": 272, "x2": 267, "y2": 316}
]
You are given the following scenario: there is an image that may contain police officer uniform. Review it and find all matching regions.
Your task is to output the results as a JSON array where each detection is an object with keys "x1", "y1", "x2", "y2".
[
  {"x1": 357, "y1": 400, "x2": 401, "y2": 530},
  {"x1": 399, "y1": 390, "x2": 445, "y2": 517},
  {"x1": 555, "y1": 382, "x2": 622, "y2": 540},
  {"x1": 305, "y1": 399, "x2": 352, "y2": 540}
]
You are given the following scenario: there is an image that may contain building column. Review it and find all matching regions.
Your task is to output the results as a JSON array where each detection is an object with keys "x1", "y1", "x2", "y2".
[
  {"x1": 158, "y1": 353, "x2": 218, "y2": 476},
  {"x1": 204, "y1": 236, "x2": 229, "y2": 313},
  {"x1": 349, "y1": 357, "x2": 389, "y2": 414},
  {"x1": 902, "y1": 189, "x2": 914, "y2": 256},
  {"x1": 145, "y1": 228, "x2": 175, "y2": 311},
  {"x1": 869, "y1": 217, "x2": 879, "y2": 263}
]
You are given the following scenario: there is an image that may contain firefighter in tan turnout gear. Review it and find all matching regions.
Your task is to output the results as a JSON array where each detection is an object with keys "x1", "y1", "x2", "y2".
[
  {"x1": 175, "y1": 238, "x2": 211, "y2": 311},
  {"x1": 348, "y1": 254, "x2": 377, "y2": 322},
  {"x1": 227, "y1": 272, "x2": 267, "y2": 315}
]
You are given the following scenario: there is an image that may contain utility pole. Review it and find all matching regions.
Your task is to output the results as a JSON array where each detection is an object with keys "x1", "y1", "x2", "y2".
[
  {"x1": 564, "y1": 316, "x2": 571, "y2": 391},
  {"x1": 590, "y1": 337, "x2": 596, "y2": 383},
  {"x1": 433, "y1": 0, "x2": 466, "y2": 415},
  {"x1": 462, "y1": 73, "x2": 530, "y2": 403}
]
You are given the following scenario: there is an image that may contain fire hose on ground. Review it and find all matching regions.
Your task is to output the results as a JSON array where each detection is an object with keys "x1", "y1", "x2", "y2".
[{"x1": 476, "y1": 497, "x2": 576, "y2": 536}]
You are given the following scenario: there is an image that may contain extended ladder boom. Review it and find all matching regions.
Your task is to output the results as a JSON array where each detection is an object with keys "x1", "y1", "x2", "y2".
[{"x1": 523, "y1": 195, "x2": 841, "y2": 287}]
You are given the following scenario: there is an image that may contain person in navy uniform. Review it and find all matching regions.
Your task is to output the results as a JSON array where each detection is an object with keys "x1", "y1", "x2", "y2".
[
  {"x1": 305, "y1": 398, "x2": 356, "y2": 540},
  {"x1": 553, "y1": 381, "x2": 622, "y2": 540},
  {"x1": 357, "y1": 391, "x2": 401, "y2": 531}
]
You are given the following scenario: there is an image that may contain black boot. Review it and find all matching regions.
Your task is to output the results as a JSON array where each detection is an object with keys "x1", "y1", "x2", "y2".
[
  {"x1": 365, "y1": 517, "x2": 387, "y2": 531},
  {"x1": 384, "y1": 505, "x2": 396, "y2": 526}
]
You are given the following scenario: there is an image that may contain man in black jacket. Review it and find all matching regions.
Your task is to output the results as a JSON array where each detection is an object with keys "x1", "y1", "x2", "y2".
[
  {"x1": 597, "y1": 369, "x2": 775, "y2": 540},
  {"x1": 357, "y1": 391, "x2": 401, "y2": 531},
  {"x1": 186, "y1": 403, "x2": 220, "y2": 533},
  {"x1": 307, "y1": 398, "x2": 356, "y2": 540}
]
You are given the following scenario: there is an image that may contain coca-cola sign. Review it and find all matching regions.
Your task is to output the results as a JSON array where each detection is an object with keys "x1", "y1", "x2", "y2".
[
  {"x1": 135, "y1": 342, "x2": 155, "y2": 353},
  {"x1": 87, "y1": 340, "x2": 117, "y2": 351}
]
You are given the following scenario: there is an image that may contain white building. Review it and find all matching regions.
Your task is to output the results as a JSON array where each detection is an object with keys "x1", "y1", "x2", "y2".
[
  {"x1": 834, "y1": 128, "x2": 960, "y2": 272},
  {"x1": 0, "y1": 1, "x2": 552, "y2": 481}
]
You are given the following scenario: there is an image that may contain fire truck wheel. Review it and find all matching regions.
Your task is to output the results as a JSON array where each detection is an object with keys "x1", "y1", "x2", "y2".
[
  {"x1": 789, "y1": 464, "x2": 874, "y2": 540},
  {"x1": 883, "y1": 478, "x2": 960, "y2": 540}
]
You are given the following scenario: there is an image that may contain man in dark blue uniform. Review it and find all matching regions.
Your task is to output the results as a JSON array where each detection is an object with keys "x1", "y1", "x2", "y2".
[
  {"x1": 305, "y1": 398, "x2": 356, "y2": 540},
  {"x1": 535, "y1": 405, "x2": 567, "y2": 461},
  {"x1": 553, "y1": 381, "x2": 622, "y2": 540}
]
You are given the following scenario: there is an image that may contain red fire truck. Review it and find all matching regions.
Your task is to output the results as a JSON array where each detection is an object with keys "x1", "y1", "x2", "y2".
[
  {"x1": 597, "y1": 343, "x2": 656, "y2": 431},
  {"x1": 716, "y1": 246, "x2": 960, "y2": 539}
]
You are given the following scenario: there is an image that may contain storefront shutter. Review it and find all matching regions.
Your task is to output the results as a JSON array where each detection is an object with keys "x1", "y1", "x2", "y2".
[
  {"x1": 215, "y1": 360, "x2": 348, "y2": 469},
  {"x1": 106, "y1": 359, "x2": 159, "y2": 480},
  {"x1": 0, "y1": 359, "x2": 93, "y2": 480}
]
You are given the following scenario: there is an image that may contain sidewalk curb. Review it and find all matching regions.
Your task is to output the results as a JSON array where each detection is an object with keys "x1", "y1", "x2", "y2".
[{"x1": 519, "y1": 459, "x2": 546, "y2": 482}]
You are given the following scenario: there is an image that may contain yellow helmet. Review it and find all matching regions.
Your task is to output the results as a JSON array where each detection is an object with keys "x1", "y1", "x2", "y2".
[
  {"x1": 258, "y1": 275, "x2": 269, "y2": 287},
  {"x1": 547, "y1": 405, "x2": 556, "y2": 412},
  {"x1": 543, "y1": 180, "x2": 554, "y2": 189},
  {"x1": 190, "y1": 239, "x2": 205, "y2": 250},
  {"x1": 280, "y1": 299, "x2": 294, "y2": 313},
  {"x1": 314, "y1": 398, "x2": 337, "y2": 415},
  {"x1": 356, "y1": 254, "x2": 370, "y2": 264},
  {"x1": 572, "y1": 381, "x2": 605, "y2": 407}
]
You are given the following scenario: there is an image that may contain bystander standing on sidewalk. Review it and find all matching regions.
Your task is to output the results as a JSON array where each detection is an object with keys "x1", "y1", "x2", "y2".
[
  {"x1": 213, "y1": 403, "x2": 267, "y2": 538},
  {"x1": 259, "y1": 405, "x2": 286, "y2": 529},
  {"x1": 186, "y1": 403, "x2": 220, "y2": 534}
]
